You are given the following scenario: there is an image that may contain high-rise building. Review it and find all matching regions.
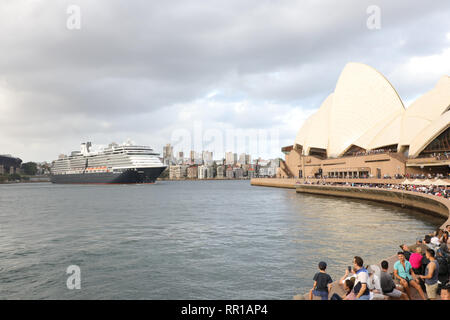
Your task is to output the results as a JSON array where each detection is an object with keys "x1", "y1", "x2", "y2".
[
  {"x1": 238, "y1": 153, "x2": 246, "y2": 165},
  {"x1": 238, "y1": 153, "x2": 251, "y2": 165},
  {"x1": 163, "y1": 144, "x2": 174, "y2": 165},
  {"x1": 202, "y1": 151, "x2": 213, "y2": 164},
  {"x1": 225, "y1": 152, "x2": 237, "y2": 165}
]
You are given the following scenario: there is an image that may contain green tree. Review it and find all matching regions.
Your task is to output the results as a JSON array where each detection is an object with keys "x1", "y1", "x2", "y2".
[
  {"x1": 22, "y1": 162, "x2": 38, "y2": 175},
  {"x1": 8, "y1": 173, "x2": 21, "y2": 181}
]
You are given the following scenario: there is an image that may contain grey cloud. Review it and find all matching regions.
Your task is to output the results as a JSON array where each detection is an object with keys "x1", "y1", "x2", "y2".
[{"x1": 0, "y1": 0, "x2": 449, "y2": 161}]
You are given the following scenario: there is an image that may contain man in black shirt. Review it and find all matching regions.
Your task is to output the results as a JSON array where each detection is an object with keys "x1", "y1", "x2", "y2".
[{"x1": 379, "y1": 260, "x2": 407, "y2": 300}]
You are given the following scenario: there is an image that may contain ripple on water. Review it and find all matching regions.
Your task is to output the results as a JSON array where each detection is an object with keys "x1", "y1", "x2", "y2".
[{"x1": 0, "y1": 180, "x2": 442, "y2": 299}]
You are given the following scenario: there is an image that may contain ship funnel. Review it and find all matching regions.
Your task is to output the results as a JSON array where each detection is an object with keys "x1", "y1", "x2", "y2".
[{"x1": 80, "y1": 142, "x2": 92, "y2": 155}]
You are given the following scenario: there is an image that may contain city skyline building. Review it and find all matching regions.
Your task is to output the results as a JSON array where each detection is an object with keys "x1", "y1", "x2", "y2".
[
  {"x1": 163, "y1": 144, "x2": 174, "y2": 166},
  {"x1": 225, "y1": 152, "x2": 237, "y2": 165}
]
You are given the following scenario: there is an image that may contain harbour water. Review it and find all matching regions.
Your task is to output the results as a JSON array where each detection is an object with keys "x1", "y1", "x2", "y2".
[{"x1": 0, "y1": 180, "x2": 443, "y2": 299}]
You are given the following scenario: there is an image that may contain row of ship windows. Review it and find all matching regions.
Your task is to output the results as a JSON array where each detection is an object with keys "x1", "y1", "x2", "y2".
[
  {"x1": 54, "y1": 159, "x2": 160, "y2": 165},
  {"x1": 54, "y1": 163, "x2": 160, "y2": 170}
]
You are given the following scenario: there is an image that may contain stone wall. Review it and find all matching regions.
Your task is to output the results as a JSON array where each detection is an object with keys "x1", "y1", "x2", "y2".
[{"x1": 250, "y1": 178, "x2": 299, "y2": 189}]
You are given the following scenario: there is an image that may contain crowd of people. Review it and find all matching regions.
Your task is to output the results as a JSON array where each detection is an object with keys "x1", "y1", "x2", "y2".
[
  {"x1": 389, "y1": 183, "x2": 450, "y2": 198},
  {"x1": 418, "y1": 152, "x2": 450, "y2": 161},
  {"x1": 309, "y1": 172, "x2": 450, "y2": 180},
  {"x1": 403, "y1": 173, "x2": 449, "y2": 180},
  {"x1": 327, "y1": 150, "x2": 449, "y2": 160},
  {"x1": 344, "y1": 148, "x2": 393, "y2": 158},
  {"x1": 300, "y1": 180, "x2": 450, "y2": 200},
  {"x1": 308, "y1": 225, "x2": 450, "y2": 300}
]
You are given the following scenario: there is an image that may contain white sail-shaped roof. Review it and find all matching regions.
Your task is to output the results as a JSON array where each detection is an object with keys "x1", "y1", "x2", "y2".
[
  {"x1": 409, "y1": 110, "x2": 450, "y2": 158},
  {"x1": 399, "y1": 76, "x2": 450, "y2": 150},
  {"x1": 354, "y1": 110, "x2": 403, "y2": 151},
  {"x1": 294, "y1": 93, "x2": 333, "y2": 154},
  {"x1": 293, "y1": 63, "x2": 449, "y2": 159},
  {"x1": 328, "y1": 63, "x2": 405, "y2": 157}
]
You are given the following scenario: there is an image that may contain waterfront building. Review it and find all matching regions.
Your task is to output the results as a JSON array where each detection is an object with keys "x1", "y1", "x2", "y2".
[
  {"x1": 36, "y1": 162, "x2": 51, "y2": 175},
  {"x1": 206, "y1": 165, "x2": 214, "y2": 179},
  {"x1": 216, "y1": 165, "x2": 225, "y2": 178},
  {"x1": 169, "y1": 165, "x2": 187, "y2": 179},
  {"x1": 280, "y1": 63, "x2": 450, "y2": 180},
  {"x1": 0, "y1": 154, "x2": 22, "y2": 175},
  {"x1": 233, "y1": 167, "x2": 244, "y2": 179},
  {"x1": 180, "y1": 165, "x2": 188, "y2": 178},
  {"x1": 198, "y1": 165, "x2": 208, "y2": 179},
  {"x1": 225, "y1": 165, "x2": 234, "y2": 179},
  {"x1": 258, "y1": 166, "x2": 268, "y2": 177},
  {"x1": 256, "y1": 159, "x2": 270, "y2": 167},
  {"x1": 169, "y1": 166, "x2": 176, "y2": 179},
  {"x1": 169, "y1": 165, "x2": 178, "y2": 179},
  {"x1": 257, "y1": 160, "x2": 279, "y2": 177},
  {"x1": 187, "y1": 165, "x2": 198, "y2": 179},
  {"x1": 270, "y1": 159, "x2": 280, "y2": 168},
  {"x1": 248, "y1": 165, "x2": 257, "y2": 178},
  {"x1": 241, "y1": 164, "x2": 249, "y2": 177}
]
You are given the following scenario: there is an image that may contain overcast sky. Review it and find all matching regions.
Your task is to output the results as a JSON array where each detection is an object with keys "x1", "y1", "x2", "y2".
[{"x1": 1, "y1": 0, "x2": 449, "y2": 162}]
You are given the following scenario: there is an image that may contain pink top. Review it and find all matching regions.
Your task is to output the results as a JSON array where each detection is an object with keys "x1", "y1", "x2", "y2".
[
  {"x1": 345, "y1": 291, "x2": 356, "y2": 300},
  {"x1": 409, "y1": 253, "x2": 423, "y2": 269}
]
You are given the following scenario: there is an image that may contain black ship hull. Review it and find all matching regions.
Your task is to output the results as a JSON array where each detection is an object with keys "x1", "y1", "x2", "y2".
[{"x1": 50, "y1": 167, "x2": 166, "y2": 184}]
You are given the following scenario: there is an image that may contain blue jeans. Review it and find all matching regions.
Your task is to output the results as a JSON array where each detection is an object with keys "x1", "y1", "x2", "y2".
[
  {"x1": 312, "y1": 289, "x2": 329, "y2": 300},
  {"x1": 357, "y1": 294, "x2": 370, "y2": 300}
]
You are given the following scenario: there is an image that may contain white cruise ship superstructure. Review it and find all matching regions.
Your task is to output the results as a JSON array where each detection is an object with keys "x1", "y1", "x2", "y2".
[{"x1": 51, "y1": 142, "x2": 167, "y2": 184}]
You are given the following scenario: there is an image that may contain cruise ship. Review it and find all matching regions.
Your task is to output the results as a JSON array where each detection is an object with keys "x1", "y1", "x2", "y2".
[{"x1": 50, "y1": 142, "x2": 167, "y2": 184}]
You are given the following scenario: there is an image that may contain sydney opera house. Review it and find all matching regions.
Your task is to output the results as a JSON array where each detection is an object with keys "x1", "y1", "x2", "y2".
[{"x1": 280, "y1": 63, "x2": 450, "y2": 180}]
